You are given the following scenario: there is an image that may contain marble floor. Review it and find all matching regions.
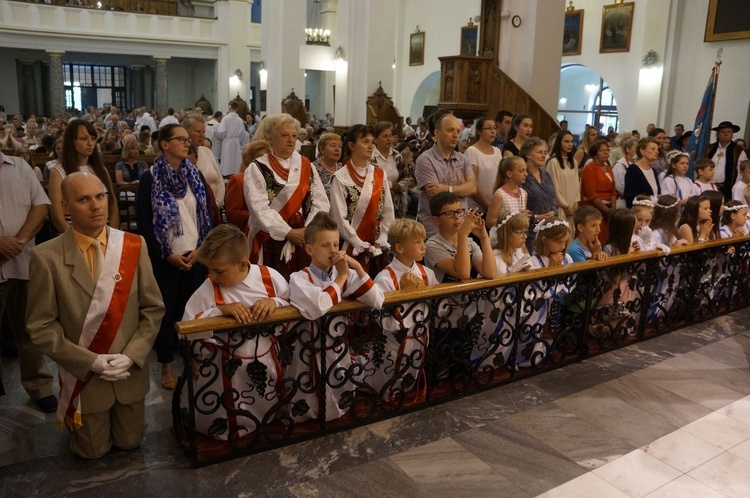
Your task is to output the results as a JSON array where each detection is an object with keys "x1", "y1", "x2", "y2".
[{"x1": 1, "y1": 309, "x2": 750, "y2": 497}]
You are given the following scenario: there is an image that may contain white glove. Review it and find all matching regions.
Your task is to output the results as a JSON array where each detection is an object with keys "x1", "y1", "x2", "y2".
[
  {"x1": 280, "y1": 240, "x2": 295, "y2": 263},
  {"x1": 99, "y1": 354, "x2": 133, "y2": 381},
  {"x1": 91, "y1": 354, "x2": 119, "y2": 375}
]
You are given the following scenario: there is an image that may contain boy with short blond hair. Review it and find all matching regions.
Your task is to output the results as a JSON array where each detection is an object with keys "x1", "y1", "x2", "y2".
[
  {"x1": 567, "y1": 205, "x2": 608, "y2": 262},
  {"x1": 369, "y1": 219, "x2": 438, "y2": 402},
  {"x1": 288, "y1": 212, "x2": 384, "y2": 422},
  {"x1": 183, "y1": 224, "x2": 290, "y2": 441}
]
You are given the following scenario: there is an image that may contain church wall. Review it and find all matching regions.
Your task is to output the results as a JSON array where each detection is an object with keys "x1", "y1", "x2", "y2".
[
  {"x1": 0, "y1": 50, "x2": 24, "y2": 115},
  {"x1": 393, "y1": 0, "x2": 482, "y2": 121},
  {"x1": 560, "y1": 0, "x2": 750, "y2": 140},
  {"x1": 662, "y1": 0, "x2": 750, "y2": 143}
]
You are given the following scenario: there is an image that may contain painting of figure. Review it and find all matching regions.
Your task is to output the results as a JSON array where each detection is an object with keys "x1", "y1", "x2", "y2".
[{"x1": 600, "y1": 3, "x2": 634, "y2": 53}]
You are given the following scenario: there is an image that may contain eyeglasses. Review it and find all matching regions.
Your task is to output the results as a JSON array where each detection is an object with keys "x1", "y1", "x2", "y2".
[
  {"x1": 512, "y1": 230, "x2": 528, "y2": 236},
  {"x1": 438, "y1": 209, "x2": 466, "y2": 218},
  {"x1": 164, "y1": 136, "x2": 191, "y2": 145}
]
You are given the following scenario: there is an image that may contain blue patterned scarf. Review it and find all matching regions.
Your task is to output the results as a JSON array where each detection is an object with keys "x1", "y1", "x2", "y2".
[{"x1": 151, "y1": 154, "x2": 212, "y2": 258}]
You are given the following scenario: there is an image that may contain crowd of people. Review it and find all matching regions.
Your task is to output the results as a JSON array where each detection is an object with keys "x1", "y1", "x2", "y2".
[{"x1": 1, "y1": 102, "x2": 748, "y2": 458}]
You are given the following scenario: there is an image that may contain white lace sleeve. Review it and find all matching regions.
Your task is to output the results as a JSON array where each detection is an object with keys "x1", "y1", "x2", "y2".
[
  {"x1": 306, "y1": 165, "x2": 331, "y2": 223},
  {"x1": 244, "y1": 163, "x2": 292, "y2": 241},
  {"x1": 376, "y1": 183, "x2": 395, "y2": 249}
]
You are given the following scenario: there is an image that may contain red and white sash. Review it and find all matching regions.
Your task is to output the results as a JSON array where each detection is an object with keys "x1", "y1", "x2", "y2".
[
  {"x1": 205, "y1": 265, "x2": 282, "y2": 440},
  {"x1": 57, "y1": 230, "x2": 141, "y2": 430},
  {"x1": 250, "y1": 154, "x2": 312, "y2": 262},
  {"x1": 348, "y1": 165, "x2": 384, "y2": 250}
]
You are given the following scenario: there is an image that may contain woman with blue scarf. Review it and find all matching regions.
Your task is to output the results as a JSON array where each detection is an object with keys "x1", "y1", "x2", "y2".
[{"x1": 136, "y1": 124, "x2": 215, "y2": 389}]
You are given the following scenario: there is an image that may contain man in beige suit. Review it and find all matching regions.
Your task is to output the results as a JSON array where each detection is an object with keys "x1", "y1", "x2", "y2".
[{"x1": 27, "y1": 172, "x2": 164, "y2": 459}]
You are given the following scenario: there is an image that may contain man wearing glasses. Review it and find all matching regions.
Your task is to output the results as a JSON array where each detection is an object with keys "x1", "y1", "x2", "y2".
[{"x1": 414, "y1": 111, "x2": 477, "y2": 238}]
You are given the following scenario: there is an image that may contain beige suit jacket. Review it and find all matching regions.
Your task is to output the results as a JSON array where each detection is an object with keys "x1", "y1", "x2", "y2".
[{"x1": 26, "y1": 227, "x2": 164, "y2": 413}]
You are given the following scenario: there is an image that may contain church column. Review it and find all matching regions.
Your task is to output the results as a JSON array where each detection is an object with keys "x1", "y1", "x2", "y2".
[
  {"x1": 498, "y1": 0, "x2": 564, "y2": 117},
  {"x1": 215, "y1": 0, "x2": 254, "y2": 112},
  {"x1": 633, "y1": 0, "x2": 672, "y2": 130},
  {"x1": 318, "y1": 0, "x2": 338, "y2": 117},
  {"x1": 130, "y1": 65, "x2": 145, "y2": 108},
  {"x1": 154, "y1": 57, "x2": 169, "y2": 114},
  {"x1": 260, "y1": 0, "x2": 306, "y2": 115},
  {"x1": 143, "y1": 65, "x2": 154, "y2": 110},
  {"x1": 333, "y1": 0, "x2": 370, "y2": 126},
  {"x1": 18, "y1": 60, "x2": 39, "y2": 118},
  {"x1": 47, "y1": 50, "x2": 65, "y2": 116}
]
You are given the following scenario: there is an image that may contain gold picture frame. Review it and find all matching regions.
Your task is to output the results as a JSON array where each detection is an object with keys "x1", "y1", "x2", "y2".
[
  {"x1": 460, "y1": 23, "x2": 478, "y2": 56},
  {"x1": 600, "y1": 2, "x2": 634, "y2": 53},
  {"x1": 563, "y1": 9, "x2": 584, "y2": 56},
  {"x1": 409, "y1": 30, "x2": 425, "y2": 66},
  {"x1": 705, "y1": 0, "x2": 750, "y2": 42}
]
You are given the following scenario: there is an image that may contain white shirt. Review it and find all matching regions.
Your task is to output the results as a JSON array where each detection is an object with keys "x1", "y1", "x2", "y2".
[
  {"x1": 159, "y1": 115, "x2": 179, "y2": 128},
  {"x1": 0, "y1": 153, "x2": 51, "y2": 282},
  {"x1": 732, "y1": 180, "x2": 748, "y2": 203},
  {"x1": 711, "y1": 142, "x2": 748, "y2": 183}
]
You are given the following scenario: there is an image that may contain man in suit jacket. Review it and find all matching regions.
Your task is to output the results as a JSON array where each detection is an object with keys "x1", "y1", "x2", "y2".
[{"x1": 26, "y1": 172, "x2": 164, "y2": 459}]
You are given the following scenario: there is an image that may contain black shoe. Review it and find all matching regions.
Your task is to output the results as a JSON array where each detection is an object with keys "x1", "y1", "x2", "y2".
[{"x1": 35, "y1": 395, "x2": 59, "y2": 413}]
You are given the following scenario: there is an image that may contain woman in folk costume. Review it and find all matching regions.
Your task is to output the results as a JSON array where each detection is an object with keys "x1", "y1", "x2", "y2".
[
  {"x1": 136, "y1": 124, "x2": 216, "y2": 389},
  {"x1": 244, "y1": 113, "x2": 330, "y2": 279},
  {"x1": 330, "y1": 124, "x2": 396, "y2": 276}
]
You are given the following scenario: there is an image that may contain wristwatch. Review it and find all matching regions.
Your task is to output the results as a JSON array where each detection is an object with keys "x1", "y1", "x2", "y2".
[
  {"x1": 448, "y1": 185, "x2": 453, "y2": 193},
  {"x1": 698, "y1": 237, "x2": 706, "y2": 243}
]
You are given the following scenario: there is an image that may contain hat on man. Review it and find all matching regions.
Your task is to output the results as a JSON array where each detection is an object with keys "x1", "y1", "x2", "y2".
[
  {"x1": 711, "y1": 121, "x2": 740, "y2": 133},
  {"x1": 679, "y1": 130, "x2": 693, "y2": 143}
]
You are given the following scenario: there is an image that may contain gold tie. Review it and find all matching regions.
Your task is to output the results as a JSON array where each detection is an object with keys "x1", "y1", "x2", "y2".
[{"x1": 91, "y1": 240, "x2": 103, "y2": 281}]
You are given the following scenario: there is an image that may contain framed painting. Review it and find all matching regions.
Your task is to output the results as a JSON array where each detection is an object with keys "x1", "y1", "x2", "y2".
[
  {"x1": 563, "y1": 9, "x2": 584, "y2": 56},
  {"x1": 600, "y1": 2, "x2": 634, "y2": 53},
  {"x1": 409, "y1": 31, "x2": 425, "y2": 66},
  {"x1": 460, "y1": 24, "x2": 478, "y2": 56},
  {"x1": 705, "y1": 0, "x2": 750, "y2": 41}
]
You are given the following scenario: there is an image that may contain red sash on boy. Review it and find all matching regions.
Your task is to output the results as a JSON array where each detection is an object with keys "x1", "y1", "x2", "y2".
[
  {"x1": 206, "y1": 265, "x2": 283, "y2": 440},
  {"x1": 250, "y1": 155, "x2": 312, "y2": 263},
  {"x1": 346, "y1": 165, "x2": 384, "y2": 256},
  {"x1": 57, "y1": 230, "x2": 141, "y2": 430},
  {"x1": 385, "y1": 263, "x2": 430, "y2": 406}
]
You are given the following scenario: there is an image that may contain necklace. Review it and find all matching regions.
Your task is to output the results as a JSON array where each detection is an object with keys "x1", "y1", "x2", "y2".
[
  {"x1": 268, "y1": 153, "x2": 289, "y2": 181},
  {"x1": 347, "y1": 160, "x2": 367, "y2": 188},
  {"x1": 320, "y1": 158, "x2": 338, "y2": 174}
]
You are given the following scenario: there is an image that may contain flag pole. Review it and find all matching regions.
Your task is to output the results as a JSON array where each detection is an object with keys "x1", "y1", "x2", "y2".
[{"x1": 705, "y1": 48, "x2": 722, "y2": 158}]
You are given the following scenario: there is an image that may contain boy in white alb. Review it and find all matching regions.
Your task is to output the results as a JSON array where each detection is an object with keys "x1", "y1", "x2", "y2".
[
  {"x1": 183, "y1": 225, "x2": 290, "y2": 441},
  {"x1": 370, "y1": 219, "x2": 438, "y2": 404},
  {"x1": 288, "y1": 213, "x2": 384, "y2": 422},
  {"x1": 732, "y1": 160, "x2": 750, "y2": 203}
]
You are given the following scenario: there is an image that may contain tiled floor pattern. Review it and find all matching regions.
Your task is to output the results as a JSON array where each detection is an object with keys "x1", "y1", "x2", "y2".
[{"x1": 0, "y1": 310, "x2": 749, "y2": 497}]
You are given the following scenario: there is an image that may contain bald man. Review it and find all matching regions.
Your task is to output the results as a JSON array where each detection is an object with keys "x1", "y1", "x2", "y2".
[{"x1": 27, "y1": 172, "x2": 164, "y2": 459}]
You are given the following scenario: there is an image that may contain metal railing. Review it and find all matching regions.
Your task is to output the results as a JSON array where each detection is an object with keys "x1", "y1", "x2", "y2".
[
  {"x1": 15, "y1": 0, "x2": 178, "y2": 16},
  {"x1": 173, "y1": 237, "x2": 750, "y2": 467}
]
